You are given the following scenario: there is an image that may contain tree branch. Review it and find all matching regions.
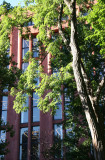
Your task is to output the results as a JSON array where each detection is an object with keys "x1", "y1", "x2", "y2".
[
  {"x1": 64, "y1": 0, "x2": 72, "y2": 11},
  {"x1": 58, "y1": 2, "x2": 93, "y2": 101},
  {"x1": 80, "y1": 61, "x2": 93, "y2": 97},
  {"x1": 95, "y1": 76, "x2": 105, "y2": 102},
  {"x1": 58, "y1": 3, "x2": 71, "y2": 52}
]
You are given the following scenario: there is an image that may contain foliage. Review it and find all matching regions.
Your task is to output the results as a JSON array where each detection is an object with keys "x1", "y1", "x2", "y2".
[
  {"x1": 0, "y1": 48, "x2": 21, "y2": 93},
  {"x1": 64, "y1": 106, "x2": 92, "y2": 160},
  {"x1": 0, "y1": 0, "x2": 105, "y2": 159},
  {"x1": 0, "y1": 1, "x2": 21, "y2": 156},
  {"x1": 0, "y1": 120, "x2": 15, "y2": 156},
  {"x1": 86, "y1": 0, "x2": 105, "y2": 56},
  {"x1": 0, "y1": 2, "x2": 22, "y2": 94},
  {"x1": 45, "y1": 107, "x2": 93, "y2": 160},
  {"x1": 42, "y1": 84, "x2": 94, "y2": 159},
  {"x1": 11, "y1": 58, "x2": 39, "y2": 113}
]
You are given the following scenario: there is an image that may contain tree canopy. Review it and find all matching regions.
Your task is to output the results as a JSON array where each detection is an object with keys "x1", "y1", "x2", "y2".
[{"x1": 0, "y1": 0, "x2": 105, "y2": 159}]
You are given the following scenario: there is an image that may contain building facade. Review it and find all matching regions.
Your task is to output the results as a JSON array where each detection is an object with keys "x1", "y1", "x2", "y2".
[{"x1": 0, "y1": 24, "x2": 66, "y2": 160}]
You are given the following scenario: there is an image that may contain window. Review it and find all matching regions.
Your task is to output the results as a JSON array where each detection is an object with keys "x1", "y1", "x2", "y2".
[
  {"x1": 54, "y1": 124, "x2": 63, "y2": 158},
  {"x1": 0, "y1": 130, "x2": 6, "y2": 143},
  {"x1": 32, "y1": 38, "x2": 39, "y2": 58},
  {"x1": 66, "y1": 127, "x2": 73, "y2": 138},
  {"x1": 54, "y1": 103, "x2": 62, "y2": 120},
  {"x1": 22, "y1": 62, "x2": 29, "y2": 72},
  {"x1": 35, "y1": 70, "x2": 40, "y2": 86},
  {"x1": 1, "y1": 96, "x2": 8, "y2": 124},
  {"x1": 31, "y1": 126, "x2": 40, "y2": 160},
  {"x1": 0, "y1": 130, "x2": 6, "y2": 160},
  {"x1": 53, "y1": 68, "x2": 62, "y2": 120},
  {"x1": 64, "y1": 88, "x2": 71, "y2": 117},
  {"x1": 54, "y1": 124, "x2": 63, "y2": 140},
  {"x1": 64, "y1": 89, "x2": 70, "y2": 106},
  {"x1": 3, "y1": 87, "x2": 8, "y2": 93},
  {"x1": 7, "y1": 45, "x2": 10, "y2": 69},
  {"x1": 51, "y1": 33, "x2": 58, "y2": 42},
  {"x1": 32, "y1": 92, "x2": 40, "y2": 122},
  {"x1": 22, "y1": 38, "x2": 29, "y2": 73},
  {"x1": 21, "y1": 95, "x2": 29, "y2": 123},
  {"x1": 24, "y1": 21, "x2": 34, "y2": 27},
  {"x1": 22, "y1": 38, "x2": 29, "y2": 59},
  {"x1": 53, "y1": 68, "x2": 59, "y2": 76},
  {"x1": 3, "y1": 45, "x2": 10, "y2": 92},
  {"x1": 7, "y1": 47, "x2": 10, "y2": 54},
  {"x1": 20, "y1": 128, "x2": 28, "y2": 160},
  {"x1": 54, "y1": 95, "x2": 62, "y2": 120},
  {"x1": 61, "y1": 15, "x2": 68, "y2": 21}
]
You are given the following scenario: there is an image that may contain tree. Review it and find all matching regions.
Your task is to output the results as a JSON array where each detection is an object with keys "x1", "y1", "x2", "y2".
[
  {"x1": 31, "y1": 1, "x2": 105, "y2": 159},
  {"x1": 68, "y1": 0, "x2": 105, "y2": 159},
  {"x1": 0, "y1": 1, "x2": 21, "y2": 157},
  {"x1": 0, "y1": 120, "x2": 15, "y2": 158},
  {"x1": 0, "y1": 0, "x2": 105, "y2": 160},
  {"x1": 0, "y1": 2, "x2": 21, "y2": 95},
  {"x1": 42, "y1": 105, "x2": 93, "y2": 160}
]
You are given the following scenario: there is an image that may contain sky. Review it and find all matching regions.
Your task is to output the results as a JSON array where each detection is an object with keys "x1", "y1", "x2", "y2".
[{"x1": 0, "y1": 0, "x2": 25, "y2": 6}]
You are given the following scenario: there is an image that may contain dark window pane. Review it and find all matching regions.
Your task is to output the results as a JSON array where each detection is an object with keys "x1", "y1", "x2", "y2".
[
  {"x1": 0, "y1": 155, "x2": 5, "y2": 160},
  {"x1": 31, "y1": 126, "x2": 40, "y2": 160},
  {"x1": 0, "y1": 130, "x2": 6, "y2": 160},
  {"x1": 19, "y1": 145, "x2": 22, "y2": 160},
  {"x1": 20, "y1": 128, "x2": 28, "y2": 160},
  {"x1": 54, "y1": 124, "x2": 63, "y2": 159},
  {"x1": 24, "y1": 21, "x2": 34, "y2": 27},
  {"x1": 20, "y1": 128, "x2": 28, "y2": 144}
]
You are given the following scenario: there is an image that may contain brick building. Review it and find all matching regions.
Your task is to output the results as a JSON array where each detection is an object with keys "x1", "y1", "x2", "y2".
[{"x1": 0, "y1": 22, "x2": 67, "y2": 160}]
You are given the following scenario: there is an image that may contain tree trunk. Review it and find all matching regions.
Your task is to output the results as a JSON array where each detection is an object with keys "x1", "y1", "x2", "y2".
[{"x1": 69, "y1": 0, "x2": 105, "y2": 159}]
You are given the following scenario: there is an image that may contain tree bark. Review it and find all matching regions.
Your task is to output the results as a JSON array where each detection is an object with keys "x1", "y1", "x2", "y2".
[{"x1": 69, "y1": 0, "x2": 105, "y2": 159}]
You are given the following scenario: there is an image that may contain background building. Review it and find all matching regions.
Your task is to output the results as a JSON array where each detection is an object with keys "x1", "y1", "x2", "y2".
[{"x1": 0, "y1": 24, "x2": 65, "y2": 160}]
